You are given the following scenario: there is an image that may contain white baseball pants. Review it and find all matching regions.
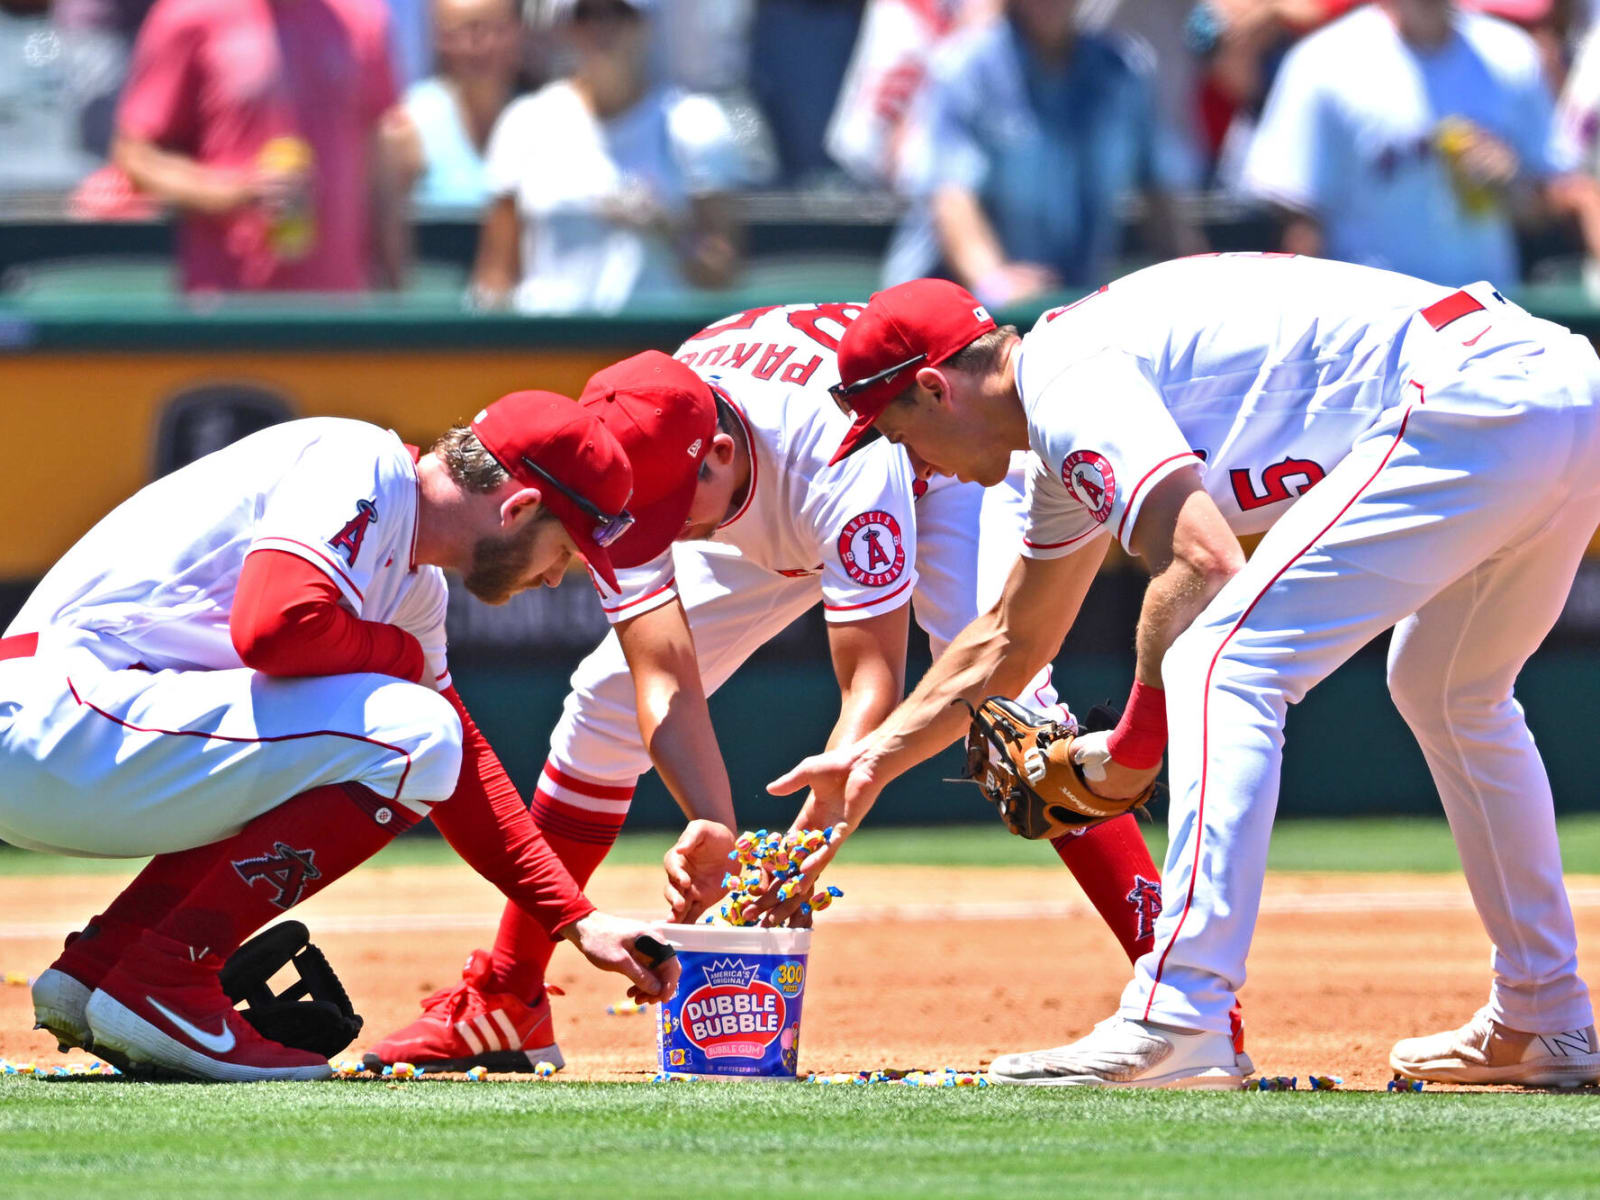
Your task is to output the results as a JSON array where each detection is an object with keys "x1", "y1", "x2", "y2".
[
  {"x1": 1123, "y1": 331, "x2": 1600, "y2": 1037},
  {"x1": 0, "y1": 629, "x2": 463, "y2": 857}
]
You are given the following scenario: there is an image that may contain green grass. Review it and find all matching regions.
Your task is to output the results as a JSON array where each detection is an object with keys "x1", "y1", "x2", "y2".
[
  {"x1": 8, "y1": 815, "x2": 1600, "y2": 878},
  {"x1": 1, "y1": 1077, "x2": 1596, "y2": 1199}
]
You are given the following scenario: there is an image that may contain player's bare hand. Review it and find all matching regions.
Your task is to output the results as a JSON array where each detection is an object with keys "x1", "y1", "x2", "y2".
[
  {"x1": 561, "y1": 912, "x2": 681, "y2": 1003},
  {"x1": 748, "y1": 822, "x2": 849, "y2": 928},
  {"x1": 1071, "y1": 730, "x2": 1162, "y2": 800},
  {"x1": 768, "y1": 738, "x2": 886, "y2": 819},
  {"x1": 664, "y1": 819, "x2": 737, "y2": 923}
]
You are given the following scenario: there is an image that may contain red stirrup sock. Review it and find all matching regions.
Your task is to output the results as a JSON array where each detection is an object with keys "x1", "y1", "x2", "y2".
[
  {"x1": 58, "y1": 841, "x2": 232, "y2": 984},
  {"x1": 489, "y1": 764, "x2": 631, "y2": 1003},
  {"x1": 1051, "y1": 813, "x2": 1164, "y2": 965},
  {"x1": 150, "y1": 782, "x2": 420, "y2": 958}
]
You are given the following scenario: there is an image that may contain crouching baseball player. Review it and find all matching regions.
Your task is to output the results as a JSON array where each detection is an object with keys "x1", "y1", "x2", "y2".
[
  {"x1": 774, "y1": 257, "x2": 1600, "y2": 1088},
  {"x1": 364, "y1": 303, "x2": 1182, "y2": 1075},
  {"x1": 0, "y1": 388, "x2": 701, "y2": 1081}
]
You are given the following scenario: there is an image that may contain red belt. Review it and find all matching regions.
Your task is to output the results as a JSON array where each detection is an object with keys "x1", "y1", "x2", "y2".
[
  {"x1": 0, "y1": 633, "x2": 38, "y2": 661},
  {"x1": 1420, "y1": 290, "x2": 1485, "y2": 331}
]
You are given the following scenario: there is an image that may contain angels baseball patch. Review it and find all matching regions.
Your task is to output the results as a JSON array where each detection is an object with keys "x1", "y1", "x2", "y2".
[
  {"x1": 838, "y1": 511, "x2": 906, "y2": 587},
  {"x1": 1062, "y1": 451, "x2": 1116, "y2": 524}
]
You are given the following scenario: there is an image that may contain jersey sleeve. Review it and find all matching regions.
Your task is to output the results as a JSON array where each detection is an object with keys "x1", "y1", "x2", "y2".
[
  {"x1": 809, "y1": 441, "x2": 919, "y2": 623},
  {"x1": 1241, "y1": 40, "x2": 1341, "y2": 216},
  {"x1": 591, "y1": 550, "x2": 679, "y2": 625},
  {"x1": 391, "y1": 568, "x2": 451, "y2": 691},
  {"x1": 249, "y1": 434, "x2": 411, "y2": 614},
  {"x1": 667, "y1": 93, "x2": 746, "y2": 194},
  {"x1": 116, "y1": 0, "x2": 203, "y2": 149},
  {"x1": 1023, "y1": 350, "x2": 1200, "y2": 557},
  {"x1": 483, "y1": 97, "x2": 533, "y2": 198}
]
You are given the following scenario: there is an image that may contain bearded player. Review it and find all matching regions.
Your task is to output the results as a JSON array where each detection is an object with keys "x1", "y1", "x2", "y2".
[{"x1": 3, "y1": 376, "x2": 709, "y2": 1081}]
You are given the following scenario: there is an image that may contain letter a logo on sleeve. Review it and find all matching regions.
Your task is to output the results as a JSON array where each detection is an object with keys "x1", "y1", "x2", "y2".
[
  {"x1": 329, "y1": 498, "x2": 379, "y2": 567},
  {"x1": 838, "y1": 510, "x2": 906, "y2": 587},
  {"x1": 1061, "y1": 451, "x2": 1116, "y2": 524}
]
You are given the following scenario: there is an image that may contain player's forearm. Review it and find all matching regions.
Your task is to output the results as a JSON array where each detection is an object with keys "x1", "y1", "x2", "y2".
[
  {"x1": 113, "y1": 133, "x2": 249, "y2": 216},
  {"x1": 637, "y1": 685, "x2": 737, "y2": 828},
  {"x1": 1133, "y1": 559, "x2": 1229, "y2": 686},
  {"x1": 872, "y1": 611, "x2": 1048, "y2": 780}
]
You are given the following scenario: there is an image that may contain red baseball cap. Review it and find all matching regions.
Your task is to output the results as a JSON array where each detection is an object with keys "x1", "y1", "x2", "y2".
[
  {"x1": 579, "y1": 350, "x2": 718, "y2": 569},
  {"x1": 470, "y1": 390, "x2": 633, "y2": 591},
  {"x1": 829, "y1": 278, "x2": 996, "y2": 465}
]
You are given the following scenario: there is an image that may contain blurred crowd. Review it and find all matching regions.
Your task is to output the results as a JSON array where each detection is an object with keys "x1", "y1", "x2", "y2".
[{"x1": 8, "y1": 0, "x2": 1600, "y2": 308}]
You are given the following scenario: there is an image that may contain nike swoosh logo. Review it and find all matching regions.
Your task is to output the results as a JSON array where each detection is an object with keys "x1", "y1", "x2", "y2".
[
  {"x1": 1462, "y1": 327, "x2": 1491, "y2": 346},
  {"x1": 147, "y1": 996, "x2": 236, "y2": 1054}
]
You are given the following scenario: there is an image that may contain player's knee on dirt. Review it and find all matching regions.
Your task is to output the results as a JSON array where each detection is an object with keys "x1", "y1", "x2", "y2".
[{"x1": 368, "y1": 682, "x2": 463, "y2": 807}]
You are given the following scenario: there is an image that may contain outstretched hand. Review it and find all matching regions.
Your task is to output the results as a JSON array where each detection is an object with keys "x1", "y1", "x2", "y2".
[{"x1": 663, "y1": 820, "x2": 737, "y2": 922}]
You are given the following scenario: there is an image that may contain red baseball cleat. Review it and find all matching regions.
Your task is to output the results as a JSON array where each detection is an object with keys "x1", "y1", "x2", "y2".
[
  {"x1": 84, "y1": 932, "x2": 331, "y2": 1081},
  {"x1": 363, "y1": 949, "x2": 565, "y2": 1074},
  {"x1": 32, "y1": 920, "x2": 140, "y2": 1054}
]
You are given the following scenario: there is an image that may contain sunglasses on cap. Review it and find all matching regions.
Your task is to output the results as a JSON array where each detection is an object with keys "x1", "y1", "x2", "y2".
[
  {"x1": 827, "y1": 353, "x2": 928, "y2": 411},
  {"x1": 519, "y1": 456, "x2": 636, "y2": 547}
]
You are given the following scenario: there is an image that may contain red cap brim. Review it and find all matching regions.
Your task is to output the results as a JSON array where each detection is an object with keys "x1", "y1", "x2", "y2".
[{"x1": 828, "y1": 409, "x2": 883, "y2": 466}]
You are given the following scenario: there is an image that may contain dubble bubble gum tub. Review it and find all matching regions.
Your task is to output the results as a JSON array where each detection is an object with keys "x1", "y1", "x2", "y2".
[{"x1": 656, "y1": 923, "x2": 811, "y2": 1079}]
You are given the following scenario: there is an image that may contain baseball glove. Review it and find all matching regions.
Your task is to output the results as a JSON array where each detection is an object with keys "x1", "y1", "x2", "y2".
[
  {"x1": 219, "y1": 920, "x2": 363, "y2": 1058},
  {"x1": 955, "y1": 697, "x2": 1154, "y2": 839}
]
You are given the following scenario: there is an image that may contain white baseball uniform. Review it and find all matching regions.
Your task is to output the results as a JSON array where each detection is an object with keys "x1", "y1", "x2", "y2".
[
  {"x1": 540, "y1": 303, "x2": 1060, "y2": 812},
  {"x1": 0, "y1": 418, "x2": 462, "y2": 857},
  {"x1": 1017, "y1": 253, "x2": 1600, "y2": 1036}
]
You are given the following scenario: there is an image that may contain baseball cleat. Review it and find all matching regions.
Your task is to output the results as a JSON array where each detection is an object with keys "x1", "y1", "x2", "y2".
[
  {"x1": 85, "y1": 933, "x2": 331, "y2": 1082},
  {"x1": 987, "y1": 1016, "x2": 1255, "y2": 1089},
  {"x1": 32, "y1": 967, "x2": 94, "y2": 1053},
  {"x1": 363, "y1": 949, "x2": 564, "y2": 1075},
  {"x1": 1390, "y1": 1007, "x2": 1600, "y2": 1087}
]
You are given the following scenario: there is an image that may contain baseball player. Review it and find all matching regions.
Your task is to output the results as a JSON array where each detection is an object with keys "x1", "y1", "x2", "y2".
[
  {"x1": 771, "y1": 255, "x2": 1600, "y2": 1088},
  {"x1": 364, "y1": 302, "x2": 1174, "y2": 1074},
  {"x1": 1, "y1": 377, "x2": 709, "y2": 1081}
]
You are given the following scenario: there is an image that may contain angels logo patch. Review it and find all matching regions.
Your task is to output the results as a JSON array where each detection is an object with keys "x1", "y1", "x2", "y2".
[
  {"x1": 1061, "y1": 451, "x2": 1116, "y2": 524},
  {"x1": 837, "y1": 511, "x2": 906, "y2": 588}
]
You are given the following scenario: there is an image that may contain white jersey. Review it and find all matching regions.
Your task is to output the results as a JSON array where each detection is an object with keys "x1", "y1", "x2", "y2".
[
  {"x1": 593, "y1": 302, "x2": 920, "y2": 625},
  {"x1": 1017, "y1": 254, "x2": 1483, "y2": 557},
  {"x1": 1241, "y1": 6, "x2": 1567, "y2": 286},
  {"x1": 7, "y1": 418, "x2": 452, "y2": 689}
]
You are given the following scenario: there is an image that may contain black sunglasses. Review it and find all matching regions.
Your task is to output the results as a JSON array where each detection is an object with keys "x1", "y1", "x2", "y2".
[
  {"x1": 519, "y1": 457, "x2": 635, "y2": 547},
  {"x1": 827, "y1": 353, "x2": 927, "y2": 410}
]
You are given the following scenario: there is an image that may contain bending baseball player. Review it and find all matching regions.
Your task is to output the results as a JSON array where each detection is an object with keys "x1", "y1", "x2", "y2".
[
  {"x1": 0, "y1": 380, "x2": 710, "y2": 1080},
  {"x1": 365, "y1": 303, "x2": 1183, "y2": 1074},
  {"x1": 771, "y1": 257, "x2": 1600, "y2": 1089}
]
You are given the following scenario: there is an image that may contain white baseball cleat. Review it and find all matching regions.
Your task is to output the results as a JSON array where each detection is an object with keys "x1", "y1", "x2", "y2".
[
  {"x1": 1390, "y1": 1007, "x2": 1600, "y2": 1087},
  {"x1": 988, "y1": 1016, "x2": 1254, "y2": 1089},
  {"x1": 32, "y1": 967, "x2": 94, "y2": 1053}
]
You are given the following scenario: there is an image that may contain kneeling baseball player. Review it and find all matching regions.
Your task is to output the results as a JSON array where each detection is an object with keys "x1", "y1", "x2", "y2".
[
  {"x1": 364, "y1": 303, "x2": 1198, "y2": 1075},
  {"x1": 1, "y1": 377, "x2": 710, "y2": 1080}
]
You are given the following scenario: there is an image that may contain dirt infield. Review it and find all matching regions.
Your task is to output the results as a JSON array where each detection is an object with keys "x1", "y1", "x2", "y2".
[{"x1": 4, "y1": 862, "x2": 1598, "y2": 1091}]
